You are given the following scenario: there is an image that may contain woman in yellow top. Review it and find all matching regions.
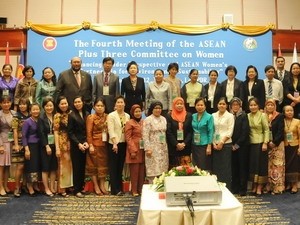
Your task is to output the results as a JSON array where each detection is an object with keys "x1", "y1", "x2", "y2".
[{"x1": 248, "y1": 97, "x2": 269, "y2": 196}]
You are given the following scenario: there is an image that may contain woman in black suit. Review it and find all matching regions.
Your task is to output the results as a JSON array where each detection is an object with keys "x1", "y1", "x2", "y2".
[
  {"x1": 230, "y1": 97, "x2": 250, "y2": 196},
  {"x1": 68, "y1": 95, "x2": 89, "y2": 198},
  {"x1": 166, "y1": 97, "x2": 192, "y2": 168},
  {"x1": 204, "y1": 70, "x2": 222, "y2": 114},
  {"x1": 283, "y1": 62, "x2": 300, "y2": 118},
  {"x1": 121, "y1": 61, "x2": 146, "y2": 114},
  {"x1": 243, "y1": 65, "x2": 266, "y2": 112},
  {"x1": 220, "y1": 65, "x2": 244, "y2": 104},
  {"x1": 38, "y1": 96, "x2": 58, "y2": 196}
]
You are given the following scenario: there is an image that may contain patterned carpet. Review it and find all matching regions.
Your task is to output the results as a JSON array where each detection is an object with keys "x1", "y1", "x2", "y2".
[
  {"x1": 237, "y1": 195, "x2": 291, "y2": 224},
  {"x1": 0, "y1": 191, "x2": 298, "y2": 225},
  {"x1": 29, "y1": 195, "x2": 139, "y2": 225}
]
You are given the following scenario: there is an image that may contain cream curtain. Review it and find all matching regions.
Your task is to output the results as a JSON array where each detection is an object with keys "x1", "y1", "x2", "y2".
[{"x1": 25, "y1": 21, "x2": 274, "y2": 36}]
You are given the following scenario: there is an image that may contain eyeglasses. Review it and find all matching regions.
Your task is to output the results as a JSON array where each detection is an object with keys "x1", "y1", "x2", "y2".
[{"x1": 154, "y1": 107, "x2": 162, "y2": 109}]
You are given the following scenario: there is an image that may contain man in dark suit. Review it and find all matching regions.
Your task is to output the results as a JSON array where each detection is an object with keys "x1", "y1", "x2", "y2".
[
  {"x1": 274, "y1": 56, "x2": 290, "y2": 84},
  {"x1": 55, "y1": 57, "x2": 93, "y2": 112},
  {"x1": 93, "y1": 57, "x2": 120, "y2": 113}
]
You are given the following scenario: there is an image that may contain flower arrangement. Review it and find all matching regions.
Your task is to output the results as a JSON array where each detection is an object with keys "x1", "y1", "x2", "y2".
[{"x1": 152, "y1": 165, "x2": 211, "y2": 192}]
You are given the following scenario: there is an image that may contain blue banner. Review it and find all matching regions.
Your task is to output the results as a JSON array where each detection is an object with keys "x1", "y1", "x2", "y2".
[{"x1": 27, "y1": 29, "x2": 272, "y2": 83}]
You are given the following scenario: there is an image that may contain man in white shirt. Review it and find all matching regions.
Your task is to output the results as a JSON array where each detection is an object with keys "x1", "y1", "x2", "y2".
[{"x1": 263, "y1": 65, "x2": 284, "y2": 111}]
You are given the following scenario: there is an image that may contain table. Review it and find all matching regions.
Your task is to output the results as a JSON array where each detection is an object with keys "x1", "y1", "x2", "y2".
[{"x1": 137, "y1": 184, "x2": 244, "y2": 225}]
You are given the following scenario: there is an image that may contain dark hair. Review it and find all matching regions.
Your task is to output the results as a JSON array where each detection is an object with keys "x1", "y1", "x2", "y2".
[
  {"x1": 245, "y1": 65, "x2": 259, "y2": 81},
  {"x1": 154, "y1": 69, "x2": 164, "y2": 76},
  {"x1": 148, "y1": 100, "x2": 163, "y2": 116},
  {"x1": 114, "y1": 95, "x2": 125, "y2": 104},
  {"x1": 209, "y1": 70, "x2": 219, "y2": 77},
  {"x1": 248, "y1": 97, "x2": 260, "y2": 108},
  {"x1": 41, "y1": 67, "x2": 57, "y2": 85},
  {"x1": 189, "y1": 69, "x2": 198, "y2": 78},
  {"x1": 73, "y1": 95, "x2": 84, "y2": 103},
  {"x1": 56, "y1": 96, "x2": 69, "y2": 113},
  {"x1": 194, "y1": 97, "x2": 206, "y2": 106},
  {"x1": 22, "y1": 65, "x2": 35, "y2": 76},
  {"x1": 167, "y1": 62, "x2": 179, "y2": 73},
  {"x1": 2, "y1": 64, "x2": 13, "y2": 71},
  {"x1": 42, "y1": 96, "x2": 55, "y2": 109},
  {"x1": 275, "y1": 56, "x2": 285, "y2": 62},
  {"x1": 289, "y1": 62, "x2": 300, "y2": 74},
  {"x1": 29, "y1": 102, "x2": 41, "y2": 111},
  {"x1": 103, "y1": 57, "x2": 114, "y2": 65},
  {"x1": 0, "y1": 95, "x2": 12, "y2": 103},
  {"x1": 17, "y1": 97, "x2": 31, "y2": 113},
  {"x1": 264, "y1": 65, "x2": 275, "y2": 73},
  {"x1": 126, "y1": 61, "x2": 139, "y2": 73},
  {"x1": 94, "y1": 97, "x2": 106, "y2": 107},
  {"x1": 225, "y1": 65, "x2": 237, "y2": 76},
  {"x1": 218, "y1": 97, "x2": 228, "y2": 104}
]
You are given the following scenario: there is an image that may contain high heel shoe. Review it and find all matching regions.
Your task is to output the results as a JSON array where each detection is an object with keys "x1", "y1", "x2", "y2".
[{"x1": 14, "y1": 189, "x2": 21, "y2": 198}]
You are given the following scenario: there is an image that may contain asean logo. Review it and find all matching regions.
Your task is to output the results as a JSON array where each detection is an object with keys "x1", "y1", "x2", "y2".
[
  {"x1": 43, "y1": 37, "x2": 57, "y2": 51},
  {"x1": 243, "y1": 38, "x2": 257, "y2": 51}
]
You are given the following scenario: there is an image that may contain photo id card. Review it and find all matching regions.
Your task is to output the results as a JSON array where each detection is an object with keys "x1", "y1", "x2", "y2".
[
  {"x1": 8, "y1": 131, "x2": 13, "y2": 142},
  {"x1": 286, "y1": 132, "x2": 293, "y2": 142},
  {"x1": 47, "y1": 134, "x2": 54, "y2": 145},
  {"x1": 102, "y1": 132, "x2": 107, "y2": 142},
  {"x1": 177, "y1": 130, "x2": 184, "y2": 141},
  {"x1": 159, "y1": 133, "x2": 166, "y2": 144},
  {"x1": 139, "y1": 139, "x2": 144, "y2": 149},
  {"x1": 103, "y1": 86, "x2": 109, "y2": 96},
  {"x1": 193, "y1": 133, "x2": 200, "y2": 143}
]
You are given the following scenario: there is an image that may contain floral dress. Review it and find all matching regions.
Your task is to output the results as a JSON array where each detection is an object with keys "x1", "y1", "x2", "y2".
[
  {"x1": 11, "y1": 112, "x2": 29, "y2": 164},
  {"x1": 143, "y1": 114, "x2": 168, "y2": 177},
  {"x1": 53, "y1": 112, "x2": 73, "y2": 189}
]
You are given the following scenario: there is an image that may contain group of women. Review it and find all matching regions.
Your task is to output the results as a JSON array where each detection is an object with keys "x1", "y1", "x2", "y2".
[{"x1": 0, "y1": 60, "x2": 299, "y2": 198}]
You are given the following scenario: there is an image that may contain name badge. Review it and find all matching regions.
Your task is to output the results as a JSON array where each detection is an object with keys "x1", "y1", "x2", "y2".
[
  {"x1": 193, "y1": 133, "x2": 200, "y2": 143},
  {"x1": 47, "y1": 134, "x2": 54, "y2": 145},
  {"x1": 159, "y1": 133, "x2": 166, "y2": 144},
  {"x1": 215, "y1": 133, "x2": 221, "y2": 144},
  {"x1": 3, "y1": 89, "x2": 9, "y2": 96},
  {"x1": 177, "y1": 130, "x2": 184, "y2": 141},
  {"x1": 8, "y1": 131, "x2": 13, "y2": 142},
  {"x1": 139, "y1": 139, "x2": 144, "y2": 149},
  {"x1": 286, "y1": 132, "x2": 293, "y2": 142},
  {"x1": 103, "y1": 86, "x2": 109, "y2": 96},
  {"x1": 102, "y1": 132, "x2": 107, "y2": 142},
  {"x1": 294, "y1": 91, "x2": 299, "y2": 98}
]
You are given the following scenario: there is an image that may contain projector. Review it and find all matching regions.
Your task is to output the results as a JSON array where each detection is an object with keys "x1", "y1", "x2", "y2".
[{"x1": 165, "y1": 176, "x2": 222, "y2": 206}]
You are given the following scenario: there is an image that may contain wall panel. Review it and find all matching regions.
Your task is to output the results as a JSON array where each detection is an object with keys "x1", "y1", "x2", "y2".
[
  {"x1": 243, "y1": 0, "x2": 276, "y2": 26},
  {"x1": 136, "y1": 0, "x2": 170, "y2": 24},
  {"x1": 208, "y1": 0, "x2": 242, "y2": 25},
  {"x1": 99, "y1": 0, "x2": 134, "y2": 24},
  {"x1": 277, "y1": 0, "x2": 300, "y2": 29},
  {"x1": 27, "y1": 0, "x2": 61, "y2": 24},
  {"x1": 0, "y1": 0, "x2": 26, "y2": 28},
  {"x1": 62, "y1": 0, "x2": 98, "y2": 24},
  {"x1": 172, "y1": 0, "x2": 206, "y2": 24}
]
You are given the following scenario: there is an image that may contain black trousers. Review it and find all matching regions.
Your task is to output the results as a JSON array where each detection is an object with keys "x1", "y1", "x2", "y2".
[
  {"x1": 108, "y1": 143, "x2": 126, "y2": 195},
  {"x1": 231, "y1": 145, "x2": 249, "y2": 194},
  {"x1": 70, "y1": 144, "x2": 87, "y2": 194}
]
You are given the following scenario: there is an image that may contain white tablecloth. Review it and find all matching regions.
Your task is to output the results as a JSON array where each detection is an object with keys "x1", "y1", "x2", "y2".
[{"x1": 137, "y1": 184, "x2": 244, "y2": 225}]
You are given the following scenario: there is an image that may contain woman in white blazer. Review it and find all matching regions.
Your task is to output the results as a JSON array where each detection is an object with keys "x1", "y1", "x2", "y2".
[{"x1": 107, "y1": 95, "x2": 130, "y2": 195}]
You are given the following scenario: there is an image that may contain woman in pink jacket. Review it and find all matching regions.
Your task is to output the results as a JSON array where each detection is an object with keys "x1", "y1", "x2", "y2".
[{"x1": 125, "y1": 104, "x2": 145, "y2": 196}]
